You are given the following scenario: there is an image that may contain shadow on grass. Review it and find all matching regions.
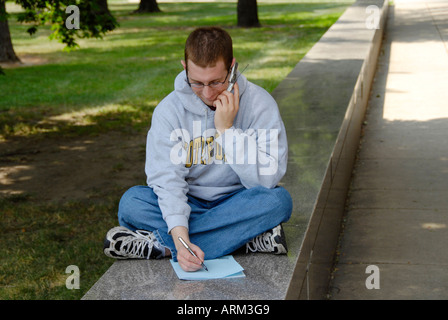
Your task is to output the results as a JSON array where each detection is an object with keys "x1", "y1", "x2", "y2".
[{"x1": 0, "y1": 194, "x2": 119, "y2": 299}]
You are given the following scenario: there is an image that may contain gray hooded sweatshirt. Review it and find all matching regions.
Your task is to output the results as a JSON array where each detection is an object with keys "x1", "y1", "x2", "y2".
[{"x1": 145, "y1": 70, "x2": 288, "y2": 233}]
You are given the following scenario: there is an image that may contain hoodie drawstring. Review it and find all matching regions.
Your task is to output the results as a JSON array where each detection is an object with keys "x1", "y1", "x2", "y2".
[{"x1": 202, "y1": 107, "x2": 208, "y2": 164}]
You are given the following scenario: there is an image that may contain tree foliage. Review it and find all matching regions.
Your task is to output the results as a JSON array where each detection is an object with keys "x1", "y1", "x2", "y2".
[{"x1": 14, "y1": 0, "x2": 118, "y2": 50}]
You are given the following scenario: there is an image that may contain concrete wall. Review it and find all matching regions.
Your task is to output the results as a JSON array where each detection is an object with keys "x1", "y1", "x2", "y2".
[{"x1": 274, "y1": 0, "x2": 389, "y2": 299}]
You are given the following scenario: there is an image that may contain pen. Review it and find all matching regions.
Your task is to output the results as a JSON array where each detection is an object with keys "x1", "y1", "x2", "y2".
[{"x1": 178, "y1": 236, "x2": 208, "y2": 271}]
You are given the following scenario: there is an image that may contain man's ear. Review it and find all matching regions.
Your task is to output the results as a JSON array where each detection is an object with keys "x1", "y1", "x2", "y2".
[
  {"x1": 181, "y1": 60, "x2": 187, "y2": 70},
  {"x1": 231, "y1": 57, "x2": 236, "y2": 68}
]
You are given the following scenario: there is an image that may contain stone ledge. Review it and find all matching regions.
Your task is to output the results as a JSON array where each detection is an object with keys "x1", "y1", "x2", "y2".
[{"x1": 82, "y1": 0, "x2": 388, "y2": 300}]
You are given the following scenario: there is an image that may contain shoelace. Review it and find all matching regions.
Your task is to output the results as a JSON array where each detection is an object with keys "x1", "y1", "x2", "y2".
[
  {"x1": 119, "y1": 230, "x2": 154, "y2": 259},
  {"x1": 246, "y1": 231, "x2": 274, "y2": 253}
]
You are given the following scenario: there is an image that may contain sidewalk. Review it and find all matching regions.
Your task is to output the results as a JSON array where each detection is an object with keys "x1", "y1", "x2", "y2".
[{"x1": 329, "y1": 0, "x2": 448, "y2": 299}]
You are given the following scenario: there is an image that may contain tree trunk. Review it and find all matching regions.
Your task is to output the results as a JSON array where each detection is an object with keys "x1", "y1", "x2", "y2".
[
  {"x1": 93, "y1": 0, "x2": 115, "y2": 21},
  {"x1": 237, "y1": 0, "x2": 260, "y2": 28},
  {"x1": 135, "y1": 0, "x2": 161, "y2": 13},
  {"x1": 91, "y1": 0, "x2": 118, "y2": 33},
  {"x1": 0, "y1": 0, "x2": 20, "y2": 63},
  {"x1": 95, "y1": 0, "x2": 112, "y2": 15}
]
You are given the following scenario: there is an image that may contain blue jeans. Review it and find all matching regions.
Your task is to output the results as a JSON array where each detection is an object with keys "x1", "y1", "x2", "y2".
[{"x1": 117, "y1": 185, "x2": 293, "y2": 261}]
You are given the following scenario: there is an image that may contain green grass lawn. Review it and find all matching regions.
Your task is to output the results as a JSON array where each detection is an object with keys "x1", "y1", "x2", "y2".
[{"x1": 0, "y1": 0, "x2": 352, "y2": 299}]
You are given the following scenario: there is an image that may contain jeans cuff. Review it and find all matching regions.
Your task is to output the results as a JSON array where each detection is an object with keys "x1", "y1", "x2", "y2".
[{"x1": 153, "y1": 229, "x2": 177, "y2": 261}]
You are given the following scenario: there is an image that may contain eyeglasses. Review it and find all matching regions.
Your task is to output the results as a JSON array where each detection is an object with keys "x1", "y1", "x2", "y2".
[{"x1": 186, "y1": 67, "x2": 231, "y2": 89}]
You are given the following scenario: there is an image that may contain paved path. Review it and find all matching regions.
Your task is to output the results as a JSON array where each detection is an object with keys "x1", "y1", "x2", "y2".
[{"x1": 329, "y1": 0, "x2": 448, "y2": 299}]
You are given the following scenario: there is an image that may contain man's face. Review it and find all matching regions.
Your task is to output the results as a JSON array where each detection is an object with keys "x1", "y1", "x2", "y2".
[{"x1": 184, "y1": 59, "x2": 230, "y2": 107}]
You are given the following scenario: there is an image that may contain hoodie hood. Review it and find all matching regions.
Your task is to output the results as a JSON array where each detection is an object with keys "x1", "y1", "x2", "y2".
[{"x1": 174, "y1": 69, "x2": 248, "y2": 116}]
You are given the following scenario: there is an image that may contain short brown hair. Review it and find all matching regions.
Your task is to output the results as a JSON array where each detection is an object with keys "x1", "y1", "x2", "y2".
[{"x1": 184, "y1": 27, "x2": 233, "y2": 71}]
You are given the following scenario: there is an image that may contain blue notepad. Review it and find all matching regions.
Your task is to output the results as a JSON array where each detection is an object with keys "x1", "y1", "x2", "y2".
[{"x1": 170, "y1": 255, "x2": 245, "y2": 280}]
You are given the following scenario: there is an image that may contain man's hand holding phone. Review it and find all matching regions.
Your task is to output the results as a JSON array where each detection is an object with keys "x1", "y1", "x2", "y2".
[{"x1": 213, "y1": 82, "x2": 239, "y2": 134}]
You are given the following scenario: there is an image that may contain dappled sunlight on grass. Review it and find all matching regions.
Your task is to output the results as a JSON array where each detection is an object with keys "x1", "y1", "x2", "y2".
[{"x1": 0, "y1": 102, "x2": 156, "y2": 140}]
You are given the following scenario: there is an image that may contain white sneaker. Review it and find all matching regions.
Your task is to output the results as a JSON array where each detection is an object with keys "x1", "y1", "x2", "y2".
[
  {"x1": 103, "y1": 226, "x2": 164, "y2": 259},
  {"x1": 246, "y1": 224, "x2": 288, "y2": 254}
]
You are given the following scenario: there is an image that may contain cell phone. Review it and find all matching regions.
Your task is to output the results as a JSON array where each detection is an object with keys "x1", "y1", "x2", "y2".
[{"x1": 227, "y1": 62, "x2": 239, "y2": 92}]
